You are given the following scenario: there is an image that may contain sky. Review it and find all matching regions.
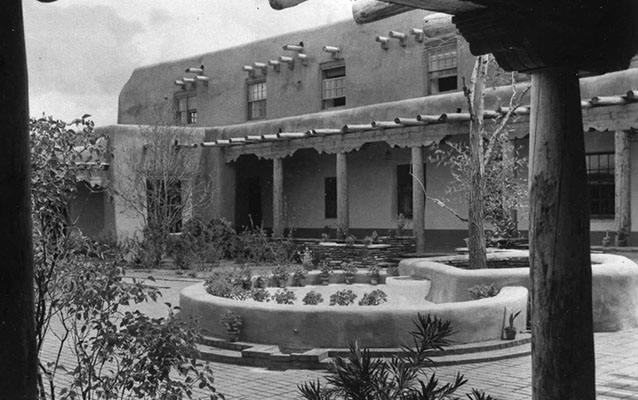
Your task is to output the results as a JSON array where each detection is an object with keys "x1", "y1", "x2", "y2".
[{"x1": 23, "y1": 0, "x2": 353, "y2": 126}]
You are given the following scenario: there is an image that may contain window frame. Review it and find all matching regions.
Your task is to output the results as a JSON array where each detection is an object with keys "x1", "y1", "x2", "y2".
[
  {"x1": 175, "y1": 92, "x2": 197, "y2": 125},
  {"x1": 427, "y1": 41, "x2": 458, "y2": 94},
  {"x1": 247, "y1": 78, "x2": 267, "y2": 121},
  {"x1": 586, "y1": 152, "x2": 615, "y2": 219},
  {"x1": 320, "y1": 61, "x2": 346, "y2": 110}
]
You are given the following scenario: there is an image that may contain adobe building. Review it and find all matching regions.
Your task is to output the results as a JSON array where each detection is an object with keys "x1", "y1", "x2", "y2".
[{"x1": 86, "y1": 10, "x2": 638, "y2": 251}]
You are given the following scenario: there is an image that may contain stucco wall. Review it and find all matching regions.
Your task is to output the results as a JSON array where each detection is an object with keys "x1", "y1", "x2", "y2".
[
  {"x1": 399, "y1": 251, "x2": 638, "y2": 332},
  {"x1": 180, "y1": 282, "x2": 528, "y2": 348}
]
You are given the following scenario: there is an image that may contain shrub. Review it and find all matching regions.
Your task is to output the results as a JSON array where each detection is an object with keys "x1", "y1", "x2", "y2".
[
  {"x1": 468, "y1": 283, "x2": 500, "y2": 300},
  {"x1": 298, "y1": 314, "x2": 484, "y2": 400},
  {"x1": 250, "y1": 288, "x2": 271, "y2": 302},
  {"x1": 273, "y1": 289, "x2": 297, "y2": 305},
  {"x1": 204, "y1": 270, "x2": 251, "y2": 299},
  {"x1": 330, "y1": 289, "x2": 357, "y2": 306},
  {"x1": 302, "y1": 291, "x2": 324, "y2": 305},
  {"x1": 271, "y1": 265, "x2": 290, "y2": 287},
  {"x1": 358, "y1": 290, "x2": 388, "y2": 306}
]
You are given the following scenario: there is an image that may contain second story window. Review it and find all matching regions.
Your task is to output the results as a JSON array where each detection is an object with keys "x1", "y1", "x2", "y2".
[
  {"x1": 428, "y1": 42, "x2": 458, "y2": 94},
  {"x1": 176, "y1": 94, "x2": 197, "y2": 125},
  {"x1": 247, "y1": 80, "x2": 267, "y2": 120},
  {"x1": 322, "y1": 63, "x2": 346, "y2": 109}
]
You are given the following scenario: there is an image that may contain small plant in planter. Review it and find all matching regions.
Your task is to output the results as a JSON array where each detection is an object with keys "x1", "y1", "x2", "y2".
[
  {"x1": 503, "y1": 309, "x2": 521, "y2": 340},
  {"x1": 292, "y1": 268, "x2": 307, "y2": 287},
  {"x1": 239, "y1": 267, "x2": 253, "y2": 290},
  {"x1": 319, "y1": 262, "x2": 333, "y2": 286},
  {"x1": 396, "y1": 213, "x2": 407, "y2": 236},
  {"x1": 386, "y1": 266, "x2": 399, "y2": 277},
  {"x1": 359, "y1": 289, "x2": 388, "y2": 306},
  {"x1": 468, "y1": 283, "x2": 500, "y2": 300},
  {"x1": 345, "y1": 234, "x2": 356, "y2": 247},
  {"x1": 300, "y1": 247, "x2": 314, "y2": 270},
  {"x1": 273, "y1": 289, "x2": 297, "y2": 305},
  {"x1": 330, "y1": 289, "x2": 358, "y2": 306},
  {"x1": 302, "y1": 290, "x2": 324, "y2": 305},
  {"x1": 341, "y1": 262, "x2": 358, "y2": 284},
  {"x1": 363, "y1": 236, "x2": 374, "y2": 247},
  {"x1": 271, "y1": 265, "x2": 289, "y2": 288},
  {"x1": 368, "y1": 265, "x2": 381, "y2": 285},
  {"x1": 250, "y1": 288, "x2": 271, "y2": 302},
  {"x1": 220, "y1": 310, "x2": 243, "y2": 342}
]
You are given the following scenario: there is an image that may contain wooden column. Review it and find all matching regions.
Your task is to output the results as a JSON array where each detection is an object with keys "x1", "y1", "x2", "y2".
[
  {"x1": 411, "y1": 146, "x2": 426, "y2": 253},
  {"x1": 615, "y1": 130, "x2": 631, "y2": 246},
  {"x1": 0, "y1": 1, "x2": 37, "y2": 398},
  {"x1": 272, "y1": 157, "x2": 284, "y2": 238},
  {"x1": 528, "y1": 68, "x2": 595, "y2": 400},
  {"x1": 336, "y1": 152, "x2": 349, "y2": 239}
]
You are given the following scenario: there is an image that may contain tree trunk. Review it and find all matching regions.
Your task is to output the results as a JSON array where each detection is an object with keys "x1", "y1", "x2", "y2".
[
  {"x1": 467, "y1": 56, "x2": 488, "y2": 269},
  {"x1": 529, "y1": 67, "x2": 594, "y2": 400},
  {"x1": 0, "y1": 1, "x2": 38, "y2": 398}
]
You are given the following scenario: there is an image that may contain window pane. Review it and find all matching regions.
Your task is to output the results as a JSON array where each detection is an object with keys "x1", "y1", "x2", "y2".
[
  {"x1": 586, "y1": 153, "x2": 614, "y2": 218},
  {"x1": 429, "y1": 44, "x2": 457, "y2": 72}
]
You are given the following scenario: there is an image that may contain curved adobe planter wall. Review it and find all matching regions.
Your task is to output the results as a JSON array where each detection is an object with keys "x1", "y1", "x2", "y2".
[
  {"x1": 180, "y1": 282, "x2": 528, "y2": 349},
  {"x1": 399, "y1": 251, "x2": 638, "y2": 332}
]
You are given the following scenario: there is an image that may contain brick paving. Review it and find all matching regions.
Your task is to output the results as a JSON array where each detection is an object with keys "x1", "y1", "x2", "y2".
[{"x1": 39, "y1": 275, "x2": 638, "y2": 400}]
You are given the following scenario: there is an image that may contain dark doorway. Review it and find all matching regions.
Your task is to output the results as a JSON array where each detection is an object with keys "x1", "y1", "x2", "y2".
[{"x1": 236, "y1": 176, "x2": 262, "y2": 229}]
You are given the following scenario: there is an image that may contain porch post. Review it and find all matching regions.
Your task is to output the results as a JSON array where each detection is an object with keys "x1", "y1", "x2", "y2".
[
  {"x1": 0, "y1": 1, "x2": 37, "y2": 397},
  {"x1": 272, "y1": 157, "x2": 285, "y2": 238},
  {"x1": 528, "y1": 68, "x2": 594, "y2": 400},
  {"x1": 411, "y1": 146, "x2": 425, "y2": 253},
  {"x1": 615, "y1": 130, "x2": 631, "y2": 246},
  {"x1": 336, "y1": 152, "x2": 349, "y2": 239}
]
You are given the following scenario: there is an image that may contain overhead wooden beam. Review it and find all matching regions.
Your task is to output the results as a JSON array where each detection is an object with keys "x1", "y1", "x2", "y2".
[
  {"x1": 352, "y1": 0, "x2": 413, "y2": 24},
  {"x1": 268, "y1": 0, "x2": 309, "y2": 10},
  {"x1": 382, "y1": 0, "x2": 483, "y2": 15}
]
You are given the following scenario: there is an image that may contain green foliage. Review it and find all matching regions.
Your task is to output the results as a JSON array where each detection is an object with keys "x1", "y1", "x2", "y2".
[
  {"x1": 329, "y1": 290, "x2": 358, "y2": 306},
  {"x1": 341, "y1": 262, "x2": 358, "y2": 275},
  {"x1": 292, "y1": 268, "x2": 308, "y2": 287},
  {"x1": 387, "y1": 266, "x2": 400, "y2": 277},
  {"x1": 273, "y1": 289, "x2": 297, "y2": 305},
  {"x1": 271, "y1": 265, "x2": 290, "y2": 286},
  {"x1": 250, "y1": 288, "x2": 271, "y2": 302},
  {"x1": 367, "y1": 265, "x2": 381, "y2": 277},
  {"x1": 220, "y1": 310, "x2": 243, "y2": 331},
  {"x1": 508, "y1": 309, "x2": 521, "y2": 329},
  {"x1": 302, "y1": 291, "x2": 324, "y2": 305},
  {"x1": 468, "y1": 283, "x2": 500, "y2": 300},
  {"x1": 204, "y1": 270, "x2": 250, "y2": 300},
  {"x1": 358, "y1": 290, "x2": 388, "y2": 306},
  {"x1": 298, "y1": 314, "x2": 489, "y2": 400}
]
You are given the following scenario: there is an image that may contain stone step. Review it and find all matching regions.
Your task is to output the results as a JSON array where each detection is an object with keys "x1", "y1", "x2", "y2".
[{"x1": 196, "y1": 333, "x2": 531, "y2": 370}]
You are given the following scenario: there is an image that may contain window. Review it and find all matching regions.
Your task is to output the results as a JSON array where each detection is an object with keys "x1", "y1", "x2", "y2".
[
  {"x1": 428, "y1": 43, "x2": 458, "y2": 94},
  {"x1": 247, "y1": 81, "x2": 267, "y2": 120},
  {"x1": 322, "y1": 64, "x2": 346, "y2": 109},
  {"x1": 586, "y1": 153, "x2": 615, "y2": 218},
  {"x1": 397, "y1": 164, "x2": 426, "y2": 218},
  {"x1": 176, "y1": 95, "x2": 197, "y2": 125},
  {"x1": 324, "y1": 177, "x2": 337, "y2": 219},
  {"x1": 146, "y1": 179, "x2": 183, "y2": 233}
]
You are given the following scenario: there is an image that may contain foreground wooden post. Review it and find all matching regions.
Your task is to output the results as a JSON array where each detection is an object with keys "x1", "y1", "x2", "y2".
[
  {"x1": 615, "y1": 130, "x2": 631, "y2": 246},
  {"x1": 411, "y1": 146, "x2": 425, "y2": 253},
  {"x1": 272, "y1": 157, "x2": 285, "y2": 238},
  {"x1": 528, "y1": 68, "x2": 594, "y2": 400},
  {"x1": 336, "y1": 152, "x2": 349, "y2": 239},
  {"x1": 0, "y1": 1, "x2": 38, "y2": 398}
]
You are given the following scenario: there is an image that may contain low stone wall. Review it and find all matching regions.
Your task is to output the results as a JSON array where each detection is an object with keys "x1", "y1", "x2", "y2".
[
  {"x1": 398, "y1": 251, "x2": 638, "y2": 332},
  {"x1": 180, "y1": 283, "x2": 527, "y2": 348},
  {"x1": 294, "y1": 237, "x2": 415, "y2": 268}
]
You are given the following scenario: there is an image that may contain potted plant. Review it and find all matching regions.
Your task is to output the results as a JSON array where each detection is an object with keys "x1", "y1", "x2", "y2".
[
  {"x1": 302, "y1": 290, "x2": 324, "y2": 305},
  {"x1": 368, "y1": 265, "x2": 381, "y2": 285},
  {"x1": 504, "y1": 309, "x2": 521, "y2": 340},
  {"x1": 341, "y1": 262, "x2": 358, "y2": 284},
  {"x1": 220, "y1": 310, "x2": 243, "y2": 342},
  {"x1": 319, "y1": 262, "x2": 333, "y2": 286},
  {"x1": 292, "y1": 268, "x2": 307, "y2": 287},
  {"x1": 300, "y1": 247, "x2": 314, "y2": 270},
  {"x1": 602, "y1": 230, "x2": 611, "y2": 247},
  {"x1": 345, "y1": 234, "x2": 356, "y2": 247},
  {"x1": 253, "y1": 274, "x2": 267, "y2": 289},
  {"x1": 271, "y1": 265, "x2": 289, "y2": 288}
]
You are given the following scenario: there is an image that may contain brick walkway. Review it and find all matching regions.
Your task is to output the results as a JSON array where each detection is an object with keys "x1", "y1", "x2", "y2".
[{"x1": 39, "y1": 276, "x2": 638, "y2": 400}]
